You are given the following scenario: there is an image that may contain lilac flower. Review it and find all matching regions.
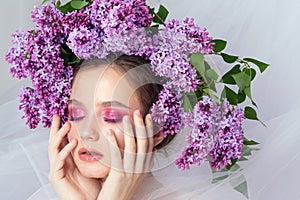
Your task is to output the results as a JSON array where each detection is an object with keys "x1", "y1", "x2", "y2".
[
  {"x1": 151, "y1": 86, "x2": 183, "y2": 137},
  {"x1": 31, "y1": 4, "x2": 64, "y2": 41},
  {"x1": 209, "y1": 100, "x2": 245, "y2": 170},
  {"x1": 62, "y1": 10, "x2": 91, "y2": 35},
  {"x1": 90, "y1": 0, "x2": 152, "y2": 36},
  {"x1": 165, "y1": 18, "x2": 214, "y2": 54},
  {"x1": 5, "y1": 30, "x2": 36, "y2": 79},
  {"x1": 19, "y1": 87, "x2": 41, "y2": 129},
  {"x1": 67, "y1": 26, "x2": 103, "y2": 59},
  {"x1": 104, "y1": 28, "x2": 154, "y2": 58},
  {"x1": 176, "y1": 96, "x2": 245, "y2": 170},
  {"x1": 149, "y1": 30, "x2": 200, "y2": 92}
]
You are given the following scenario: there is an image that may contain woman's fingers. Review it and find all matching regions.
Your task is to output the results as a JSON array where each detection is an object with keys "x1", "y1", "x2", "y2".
[
  {"x1": 123, "y1": 115, "x2": 137, "y2": 173},
  {"x1": 48, "y1": 116, "x2": 71, "y2": 165},
  {"x1": 133, "y1": 111, "x2": 151, "y2": 173},
  {"x1": 49, "y1": 139, "x2": 77, "y2": 181},
  {"x1": 144, "y1": 114, "x2": 155, "y2": 171},
  {"x1": 54, "y1": 139, "x2": 77, "y2": 171},
  {"x1": 106, "y1": 129, "x2": 123, "y2": 172},
  {"x1": 49, "y1": 115, "x2": 60, "y2": 143},
  {"x1": 134, "y1": 110, "x2": 148, "y2": 154},
  {"x1": 145, "y1": 114, "x2": 154, "y2": 153}
]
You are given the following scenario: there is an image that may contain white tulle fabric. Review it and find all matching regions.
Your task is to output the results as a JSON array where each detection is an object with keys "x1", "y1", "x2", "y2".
[{"x1": 1, "y1": 0, "x2": 300, "y2": 199}]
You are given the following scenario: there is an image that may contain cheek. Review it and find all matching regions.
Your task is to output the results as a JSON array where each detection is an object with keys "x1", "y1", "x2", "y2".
[
  {"x1": 67, "y1": 123, "x2": 79, "y2": 141},
  {"x1": 114, "y1": 130, "x2": 125, "y2": 150}
]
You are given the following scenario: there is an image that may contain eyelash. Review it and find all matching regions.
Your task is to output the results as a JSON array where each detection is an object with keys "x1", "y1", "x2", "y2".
[
  {"x1": 101, "y1": 109, "x2": 124, "y2": 124},
  {"x1": 68, "y1": 107, "x2": 125, "y2": 124},
  {"x1": 68, "y1": 116, "x2": 85, "y2": 121},
  {"x1": 103, "y1": 118, "x2": 122, "y2": 123},
  {"x1": 68, "y1": 107, "x2": 86, "y2": 121}
]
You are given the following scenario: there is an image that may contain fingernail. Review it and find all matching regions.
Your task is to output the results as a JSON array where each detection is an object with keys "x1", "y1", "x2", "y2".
[
  {"x1": 147, "y1": 114, "x2": 152, "y2": 122},
  {"x1": 63, "y1": 122, "x2": 69, "y2": 128},
  {"x1": 135, "y1": 110, "x2": 141, "y2": 117},
  {"x1": 123, "y1": 115, "x2": 130, "y2": 122},
  {"x1": 107, "y1": 129, "x2": 112, "y2": 136}
]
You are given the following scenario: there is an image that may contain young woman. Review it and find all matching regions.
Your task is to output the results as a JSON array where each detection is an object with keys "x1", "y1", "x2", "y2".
[{"x1": 48, "y1": 55, "x2": 172, "y2": 200}]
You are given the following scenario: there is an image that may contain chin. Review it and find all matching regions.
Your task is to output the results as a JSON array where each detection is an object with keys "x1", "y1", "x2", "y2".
[{"x1": 77, "y1": 160, "x2": 110, "y2": 179}]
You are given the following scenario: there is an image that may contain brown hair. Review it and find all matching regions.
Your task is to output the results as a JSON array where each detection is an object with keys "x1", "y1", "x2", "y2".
[{"x1": 73, "y1": 54, "x2": 175, "y2": 149}]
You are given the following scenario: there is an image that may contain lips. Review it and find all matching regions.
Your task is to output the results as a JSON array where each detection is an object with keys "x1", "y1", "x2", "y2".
[{"x1": 78, "y1": 148, "x2": 104, "y2": 162}]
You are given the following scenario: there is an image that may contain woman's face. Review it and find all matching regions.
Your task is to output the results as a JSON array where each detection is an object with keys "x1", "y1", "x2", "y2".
[{"x1": 68, "y1": 65, "x2": 143, "y2": 179}]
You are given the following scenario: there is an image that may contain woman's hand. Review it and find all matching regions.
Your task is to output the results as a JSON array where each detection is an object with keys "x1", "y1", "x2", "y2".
[
  {"x1": 48, "y1": 115, "x2": 101, "y2": 200},
  {"x1": 97, "y1": 110, "x2": 155, "y2": 200}
]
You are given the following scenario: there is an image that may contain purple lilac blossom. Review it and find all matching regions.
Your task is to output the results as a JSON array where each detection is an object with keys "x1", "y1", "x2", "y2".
[
  {"x1": 150, "y1": 30, "x2": 200, "y2": 92},
  {"x1": 176, "y1": 96, "x2": 245, "y2": 170},
  {"x1": 19, "y1": 87, "x2": 41, "y2": 129},
  {"x1": 165, "y1": 18, "x2": 214, "y2": 54},
  {"x1": 31, "y1": 4, "x2": 64, "y2": 42},
  {"x1": 151, "y1": 86, "x2": 183, "y2": 137},
  {"x1": 104, "y1": 28, "x2": 154, "y2": 58},
  {"x1": 67, "y1": 26, "x2": 103, "y2": 59},
  {"x1": 89, "y1": 0, "x2": 152, "y2": 36},
  {"x1": 5, "y1": 30, "x2": 36, "y2": 79},
  {"x1": 62, "y1": 10, "x2": 91, "y2": 35},
  {"x1": 6, "y1": 3, "x2": 74, "y2": 128}
]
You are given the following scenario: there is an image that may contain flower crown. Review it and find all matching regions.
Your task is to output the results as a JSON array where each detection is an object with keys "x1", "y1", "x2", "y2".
[{"x1": 5, "y1": 0, "x2": 269, "y2": 197}]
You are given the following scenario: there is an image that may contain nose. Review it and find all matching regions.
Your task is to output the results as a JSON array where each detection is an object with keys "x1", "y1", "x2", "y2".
[
  {"x1": 80, "y1": 129, "x2": 99, "y2": 141},
  {"x1": 79, "y1": 116, "x2": 100, "y2": 141}
]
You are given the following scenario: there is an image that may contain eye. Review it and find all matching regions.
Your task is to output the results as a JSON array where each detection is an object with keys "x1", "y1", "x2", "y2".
[
  {"x1": 100, "y1": 109, "x2": 125, "y2": 123},
  {"x1": 68, "y1": 106, "x2": 86, "y2": 121}
]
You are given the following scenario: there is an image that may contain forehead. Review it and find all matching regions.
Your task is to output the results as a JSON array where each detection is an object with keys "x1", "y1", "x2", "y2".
[{"x1": 71, "y1": 65, "x2": 140, "y2": 109}]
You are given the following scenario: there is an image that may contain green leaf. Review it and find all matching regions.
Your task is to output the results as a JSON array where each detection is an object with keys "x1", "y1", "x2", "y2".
[
  {"x1": 190, "y1": 53, "x2": 205, "y2": 77},
  {"x1": 42, "y1": 0, "x2": 50, "y2": 4},
  {"x1": 57, "y1": 2, "x2": 73, "y2": 14},
  {"x1": 67, "y1": 57, "x2": 81, "y2": 65},
  {"x1": 242, "y1": 145, "x2": 252, "y2": 156},
  {"x1": 223, "y1": 86, "x2": 238, "y2": 105},
  {"x1": 226, "y1": 158, "x2": 238, "y2": 170},
  {"x1": 230, "y1": 174, "x2": 249, "y2": 199},
  {"x1": 221, "y1": 53, "x2": 239, "y2": 63},
  {"x1": 251, "y1": 100, "x2": 258, "y2": 108},
  {"x1": 244, "y1": 106, "x2": 258, "y2": 120},
  {"x1": 211, "y1": 39, "x2": 227, "y2": 52},
  {"x1": 237, "y1": 90, "x2": 246, "y2": 104},
  {"x1": 243, "y1": 68, "x2": 256, "y2": 81},
  {"x1": 205, "y1": 68, "x2": 219, "y2": 81},
  {"x1": 152, "y1": 5, "x2": 169, "y2": 24},
  {"x1": 244, "y1": 106, "x2": 266, "y2": 126},
  {"x1": 70, "y1": 0, "x2": 89, "y2": 10},
  {"x1": 244, "y1": 57, "x2": 269, "y2": 73},
  {"x1": 157, "y1": 5, "x2": 169, "y2": 21},
  {"x1": 221, "y1": 64, "x2": 241, "y2": 84},
  {"x1": 212, "y1": 174, "x2": 229, "y2": 184},
  {"x1": 243, "y1": 137, "x2": 260, "y2": 146},
  {"x1": 149, "y1": 7, "x2": 155, "y2": 14},
  {"x1": 229, "y1": 163, "x2": 241, "y2": 172},
  {"x1": 183, "y1": 95, "x2": 193, "y2": 112},
  {"x1": 239, "y1": 156, "x2": 248, "y2": 161},
  {"x1": 56, "y1": 0, "x2": 61, "y2": 7},
  {"x1": 232, "y1": 72, "x2": 251, "y2": 90},
  {"x1": 203, "y1": 88, "x2": 219, "y2": 103},
  {"x1": 243, "y1": 87, "x2": 252, "y2": 100}
]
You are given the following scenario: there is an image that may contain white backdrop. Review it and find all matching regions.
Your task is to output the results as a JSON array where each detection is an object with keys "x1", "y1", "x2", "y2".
[{"x1": 1, "y1": 0, "x2": 300, "y2": 199}]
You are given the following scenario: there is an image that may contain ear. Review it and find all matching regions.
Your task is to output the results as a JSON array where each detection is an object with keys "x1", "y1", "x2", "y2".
[{"x1": 153, "y1": 131, "x2": 164, "y2": 147}]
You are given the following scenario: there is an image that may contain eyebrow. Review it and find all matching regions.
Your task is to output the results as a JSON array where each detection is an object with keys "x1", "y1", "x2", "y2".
[
  {"x1": 98, "y1": 101, "x2": 131, "y2": 109},
  {"x1": 68, "y1": 99, "x2": 130, "y2": 109}
]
